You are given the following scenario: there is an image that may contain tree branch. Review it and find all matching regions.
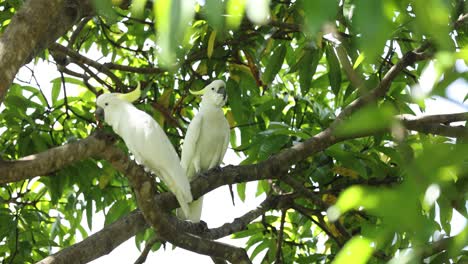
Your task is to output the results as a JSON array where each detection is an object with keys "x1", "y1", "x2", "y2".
[
  {"x1": 400, "y1": 112, "x2": 468, "y2": 125},
  {"x1": 97, "y1": 143, "x2": 252, "y2": 263},
  {"x1": 0, "y1": 133, "x2": 112, "y2": 184},
  {"x1": 37, "y1": 210, "x2": 147, "y2": 264},
  {"x1": 332, "y1": 42, "x2": 433, "y2": 125},
  {"x1": 49, "y1": 43, "x2": 125, "y2": 90},
  {"x1": 133, "y1": 236, "x2": 161, "y2": 264},
  {"x1": 169, "y1": 194, "x2": 297, "y2": 240},
  {"x1": 275, "y1": 209, "x2": 287, "y2": 263},
  {"x1": 103, "y1": 62, "x2": 164, "y2": 75}
]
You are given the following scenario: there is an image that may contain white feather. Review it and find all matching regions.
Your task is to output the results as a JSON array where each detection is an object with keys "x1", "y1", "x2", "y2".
[
  {"x1": 178, "y1": 80, "x2": 230, "y2": 222},
  {"x1": 96, "y1": 94, "x2": 193, "y2": 216}
]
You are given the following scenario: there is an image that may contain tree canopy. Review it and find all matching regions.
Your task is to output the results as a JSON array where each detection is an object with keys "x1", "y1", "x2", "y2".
[{"x1": 0, "y1": 0, "x2": 467, "y2": 263}]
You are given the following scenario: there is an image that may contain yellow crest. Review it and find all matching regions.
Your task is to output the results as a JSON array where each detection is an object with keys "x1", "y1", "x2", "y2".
[
  {"x1": 117, "y1": 82, "x2": 141, "y2": 102},
  {"x1": 189, "y1": 86, "x2": 207, "y2": 95}
]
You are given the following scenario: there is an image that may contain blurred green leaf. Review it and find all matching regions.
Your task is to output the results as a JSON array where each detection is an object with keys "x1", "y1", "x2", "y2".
[
  {"x1": 325, "y1": 44, "x2": 341, "y2": 95},
  {"x1": 334, "y1": 104, "x2": 396, "y2": 137},
  {"x1": 353, "y1": 0, "x2": 392, "y2": 61},
  {"x1": 300, "y1": 0, "x2": 338, "y2": 36},
  {"x1": 332, "y1": 236, "x2": 373, "y2": 264}
]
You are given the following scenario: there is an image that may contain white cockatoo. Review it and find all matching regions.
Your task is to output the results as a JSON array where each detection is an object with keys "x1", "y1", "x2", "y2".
[
  {"x1": 177, "y1": 80, "x2": 230, "y2": 222},
  {"x1": 95, "y1": 84, "x2": 193, "y2": 216}
]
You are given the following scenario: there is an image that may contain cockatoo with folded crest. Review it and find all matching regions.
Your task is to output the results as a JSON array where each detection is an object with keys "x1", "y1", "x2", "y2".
[
  {"x1": 177, "y1": 80, "x2": 230, "y2": 222},
  {"x1": 95, "y1": 84, "x2": 193, "y2": 216}
]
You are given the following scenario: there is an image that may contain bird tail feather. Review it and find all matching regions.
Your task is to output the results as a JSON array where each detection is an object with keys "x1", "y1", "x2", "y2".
[
  {"x1": 176, "y1": 197, "x2": 203, "y2": 223},
  {"x1": 175, "y1": 189, "x2": 192, "y2": 218}
]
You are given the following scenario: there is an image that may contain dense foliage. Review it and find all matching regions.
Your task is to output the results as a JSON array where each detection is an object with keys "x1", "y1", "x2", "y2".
[{"x1": 0, "y1": 0, "x2": 467, "y2": 263}]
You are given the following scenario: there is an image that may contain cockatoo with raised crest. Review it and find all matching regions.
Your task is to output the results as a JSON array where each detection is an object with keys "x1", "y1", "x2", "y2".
[
  {"x1": 177, "y1": 80, "x2": 230, "y2": 222},
  {"x1": 95, "y1": 84, "x2": 193, "y2": 216}
]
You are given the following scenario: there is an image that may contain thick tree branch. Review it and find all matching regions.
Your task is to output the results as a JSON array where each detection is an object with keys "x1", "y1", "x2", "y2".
[
  {"x1": 400, "y1": 112, "x2": 468, "y2": 125},
  {"x1": 37, "y1": 210, "x2": 147, "y2": 264},
  {"x1": 4, "y1": 112, "x2": 465, "y2": 187},
  {"x1": 0, "y1": 133, "x2": 111, "y2": 184},
  {"x1": 98, "y1": 143, "x2": 252, "y2": 263},
  {"x1": 0, "y1": 0, "x2": 93, "y2": 104}
]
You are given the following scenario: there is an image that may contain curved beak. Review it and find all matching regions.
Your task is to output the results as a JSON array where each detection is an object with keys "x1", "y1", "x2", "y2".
[
  {"x1": 217, "y1": 87, "x2": 227, "y2": 100},
  {"x1": 95, "y1": 107, "x2": 105, "y2": 121}
]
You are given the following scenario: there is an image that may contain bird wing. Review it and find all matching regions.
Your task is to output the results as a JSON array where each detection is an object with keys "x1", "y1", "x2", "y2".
[
  {"x1": 181, "y1": 113, "x2": 203, "y2": 179},
  {"x1": 130, "y1": 109, "x2": 193, "y2": 216},
  {"x1": 218, "y1": 120, "x2": 230, "y2": 165}
]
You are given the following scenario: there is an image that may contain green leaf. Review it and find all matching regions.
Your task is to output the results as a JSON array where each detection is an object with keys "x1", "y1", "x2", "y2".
[
  {"x1": 237, "y1": 182, "x2": 246, "y2": 202},
  {"x1": 438, "y1": 197, "x2": 452, "y2": 235},
  {"x1": 298, "y1": 48, "x2": 321, "y2": 95},
  {"x1": 300, "y1": 0, "x2": 338, "y2": 36},
  {"x1": 104, "y1": 200, "x2": 131, "y2": 226},
  {"x1": 353, "y1": 0, "x2": 392, "y2": 61},
  {"x1": 205, "y1": 0, "x2": 224, "y2": 31},
  {"x1": 334, "y1": 104, "x2": 396, "y2": 138},
  {"x1": 325, "y1": 44, "x2": 341, "y2": 95},
  {"x1": 226, "y1": 0, "x2": 246, "y2": 28},
  {"x1": 250, "y1": 240, "x2": 270, "y2": 260},
  {"x1": 263, "y1": 43, "x2": 287, "y2": 84},
  {"x1": 86, "y1": 200, "x2": 93, "y2": 230}
]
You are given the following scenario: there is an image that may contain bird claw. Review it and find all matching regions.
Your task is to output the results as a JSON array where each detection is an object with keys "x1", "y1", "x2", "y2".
[
  {"x1": 198, "y1": 171, "x2": 210, "y2": 178},
  {"x1": 197, "y1": 220, "x2": 209, "y2": 232},
  {"x1": 212, "y1": 165, "x2": 223, "y2": 172}
]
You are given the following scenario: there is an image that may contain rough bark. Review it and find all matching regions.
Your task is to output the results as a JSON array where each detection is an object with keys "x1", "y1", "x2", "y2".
[
  {"x1": 0, "y1": 0, "x2": 93, "y2": 104},
  {"x1": 0, "y1": 133, "x2": 111, "y2": 184},
  {"x1": 36, "y1": 210, "x2": 147, "y2": 264}
]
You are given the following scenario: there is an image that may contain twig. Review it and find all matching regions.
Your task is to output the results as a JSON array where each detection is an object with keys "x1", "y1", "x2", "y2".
[
  {"x1": 280, "y1": 176, "x2": 328, "y2": 208},
  {"x1": 333, "y1": 45, "x2": 365, "y2": 91},
  {"x1": 134, "y1": 236, "x2": 160, "y2": 264},
  {"x1": 68, "y1": 16, "x2": 92, "y2": 49},
  {"x1": 168, "y1": 194, "x2": 297, "y2": 240},
  {"x1": 151, "y1": 101, "x2": 182, "y2": 130},
  {"x1": 49, "y1": 43, "x2": 125, "y2": 90},
  {"x1": 332, "y1": 42, "x2": 433, "y2": 126},
  {"x1": 454, "y1": 13, "x2": 468, "y2": 29},
  {"x1": 103, "y1": 62, "x2": 164, "y2": 74},
  {"x1": 60, "y1": 72, "x2": 70, "y2": 118},
  {"x1": 292, "y1": 204, "x2": 343, "y2": 246},
  {"x1": 275, "y1": 209, "x2": 287, "y2": 264}
]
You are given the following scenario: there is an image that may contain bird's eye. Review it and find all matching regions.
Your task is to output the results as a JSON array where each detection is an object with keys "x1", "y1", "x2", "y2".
[
  {"x1": 105, "y1": 102, "x2": 109, "y2": 106},
  {"x1": 211, "y1": 87, "x2": 215, "y2": 91}
]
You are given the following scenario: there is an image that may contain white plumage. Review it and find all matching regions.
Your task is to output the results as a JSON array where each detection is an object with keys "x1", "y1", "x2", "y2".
[
  {"x1": 96, "y1": 86, "x2": 193, "y2": 216},
  {"x1": 178, "y1": 80, "x2": 230, "y2": 222}
]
